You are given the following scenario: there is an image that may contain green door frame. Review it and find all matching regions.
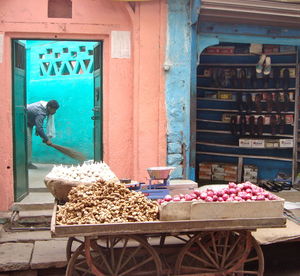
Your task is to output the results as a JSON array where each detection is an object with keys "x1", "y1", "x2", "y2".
[
  {"x1": 12, "y1": 39, "x2": 103, "y2": 202},
  {"x1": 12, "y1": 39, "x2": 28, "y2": 201}
]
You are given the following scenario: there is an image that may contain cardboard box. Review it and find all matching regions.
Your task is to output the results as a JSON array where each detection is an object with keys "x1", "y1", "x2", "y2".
[
  {"x1": 199, "y1": 162, "x2": 212, "y2": 170},
  {"x1": 251, "y1": 140, "x2": 265, "y2": 148},
  {"x1": 239, "y1": 139, "x2": 252, "y2": 148},
  {"x1": 280, "y1": 139, "x2": 294, "y2": 148},
  {"x1": 265, "y1": 139, "x2": 280, "y2": 148},
  {"x1": 218, "y1": 91, "x2": 232, "y2": 100},
  {"x1": 212, "y1": 174, "x2": 225, "y2": 181},
  {"x1": 243, "y1": 165, "x2": 258, "y2": 183},
  {"x1": 224, "y1": 176, "x2": 237, "y2": 182}
]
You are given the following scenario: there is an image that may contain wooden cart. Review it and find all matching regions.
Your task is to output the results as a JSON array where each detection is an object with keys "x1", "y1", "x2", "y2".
[{"x1": 51, "y1": 203, "x2": 286, "y2": 276}]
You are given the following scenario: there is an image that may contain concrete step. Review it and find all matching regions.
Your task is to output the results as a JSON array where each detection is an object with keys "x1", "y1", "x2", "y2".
[
  {"x1": 0, "y1": 239, "x2": 68, "y2": 273},
  {"x1": 0, "y1": 230, "x2": 67, "y2": 243}
]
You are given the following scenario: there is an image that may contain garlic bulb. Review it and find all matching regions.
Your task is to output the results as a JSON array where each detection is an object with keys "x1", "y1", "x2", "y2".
[{"x1": 46, "y1": 161, "x2": 118, "y2": 183}]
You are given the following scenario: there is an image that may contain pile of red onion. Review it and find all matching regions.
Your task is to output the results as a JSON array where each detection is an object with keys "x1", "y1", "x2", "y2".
[{"x1": 157, "y1": 182, "x2": 279, "y2": 204}]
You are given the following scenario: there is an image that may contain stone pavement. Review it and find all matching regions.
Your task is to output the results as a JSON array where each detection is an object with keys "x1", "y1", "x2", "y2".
[{"x1": 0, "y1": 227, "x2": 68, "y2": 274}]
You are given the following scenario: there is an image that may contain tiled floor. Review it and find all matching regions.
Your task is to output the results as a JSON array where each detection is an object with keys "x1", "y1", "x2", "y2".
[{"x1": 28, "y1": 163, "x2": 54, "y2": 189}]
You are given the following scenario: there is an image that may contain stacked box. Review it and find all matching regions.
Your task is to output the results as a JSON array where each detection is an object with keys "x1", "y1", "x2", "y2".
[
  {"x1": 224, "y1": 164, "x2": 238, "y2": 182},
  {"x1": 212, "y1": 163, "x2": 237, "y2": 182},
  {"x1": 199, "y1": 162, "x2": 212, "y2": 180},
  {"x1": 211, "y1": 163, "x2": 225, "y2": 181},
  {"x1": 243, "y1": 165, "x2": 258, "y2": 183}
]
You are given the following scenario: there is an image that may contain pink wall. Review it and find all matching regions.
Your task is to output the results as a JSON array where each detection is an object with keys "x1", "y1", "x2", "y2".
[{"x1": 0, "y1": 0, "x2": 167, "y2": 211}]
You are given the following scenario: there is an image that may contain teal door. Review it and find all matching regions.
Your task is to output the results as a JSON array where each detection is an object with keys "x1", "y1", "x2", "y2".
[
  {"x1": 93, "y1": 42, "x2": 103, "y2": 161},
  {"x1": 12, "y1": 40, "x2": 28, "y2": 201}
]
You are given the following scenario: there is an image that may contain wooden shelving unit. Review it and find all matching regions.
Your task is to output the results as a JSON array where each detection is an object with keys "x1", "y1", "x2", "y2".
[{"x1": 196, "y1": 46, "x2": 299, "y2": 184}]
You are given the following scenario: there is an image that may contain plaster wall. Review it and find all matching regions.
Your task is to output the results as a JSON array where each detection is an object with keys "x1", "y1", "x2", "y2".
[
  {"x1": 0, "y1": 0, "x2": 167, "y2": 211},
  {"x1": 165, "y1": 0, "x2": 192, "y2": 178}
]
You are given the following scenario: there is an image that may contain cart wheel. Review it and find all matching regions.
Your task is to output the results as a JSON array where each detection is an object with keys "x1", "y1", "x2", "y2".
[
  {"x1": 66, "y1": 243, "x2": 93, "y2": 276},
  {"x1": 66, "y1": 237, "x2": 84, "y2": 260},
  {"x1": 85, "y1": 235, "x2": 162, "y2": 276},
  {"x1": 231, "y1": 236, "x2": 264, "y2": 276},
  {"x1": 174, "y1": 231, "x2": 252, "y2": 275}
]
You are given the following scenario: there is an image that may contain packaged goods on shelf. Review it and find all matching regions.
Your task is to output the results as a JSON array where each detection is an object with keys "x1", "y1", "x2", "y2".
[
  {"x1": 217, "y1": 91, "x2": 233, "y2": 100},
  {"x1": 280, "y1": 68, "x2": 296, "y2": 78},
  {"x1": 251, "y1": 140, "x2": 265, "y2": 148},
  {"x1": 222, "y1": 113, "x2": 232, "y2": 122},
  {"x1": 285, "y1": 114, "x2": 294, "y2": 124},
  {"x1": 263, "y1": 44, "x2": 279, "y2": 54},
  {"x1": 265, "y1": 139, "x2": 280, "y2": 148},
  {"x1": 239, "y1": 139, "x2": 252, "y2": 148},
  {"x1": 205, "y1": 46, "x2": 235, "y2": 54},
  {"x1": 279, "y1": 45, "x2": 296, "y2": 52},
  {"x1": 280, "y1": 139, "x2": 294, "y2": 148}
]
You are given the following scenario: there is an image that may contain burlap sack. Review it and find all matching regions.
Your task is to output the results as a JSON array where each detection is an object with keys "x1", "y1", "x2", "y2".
[{"x1": 44, "y1": 177, "x2": 93, "y2": 202}]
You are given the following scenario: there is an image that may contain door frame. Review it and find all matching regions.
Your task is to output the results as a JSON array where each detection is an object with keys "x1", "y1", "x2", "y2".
[{"x1": 11, "y1": 36, "x2": 105, "y2": 201}]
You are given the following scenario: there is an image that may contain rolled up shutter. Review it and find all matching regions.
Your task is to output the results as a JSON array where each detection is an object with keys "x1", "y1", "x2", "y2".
[{"x1": 199, "y1": 0, "x2": 300, "y2": 28}]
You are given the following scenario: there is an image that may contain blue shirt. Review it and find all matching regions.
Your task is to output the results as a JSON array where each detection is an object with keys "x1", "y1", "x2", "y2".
[{"x1": 27, "y1": 102, "x2": 49, "y2": 141}]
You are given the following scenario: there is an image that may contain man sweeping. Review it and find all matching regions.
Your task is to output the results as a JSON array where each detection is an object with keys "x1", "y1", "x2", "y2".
[{"x1": 26, "y1": 100, "x2": 60, "y2": 169}]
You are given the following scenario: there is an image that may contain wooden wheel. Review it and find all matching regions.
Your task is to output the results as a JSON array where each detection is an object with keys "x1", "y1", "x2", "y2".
[
  {"x1": 67, "y1": 235, "x2": 162, "y2": 276},
  {"x1": 85, "y1": 235, "x2": 163, "y2": 276},
  {"x1": 66, "y1": 237, "x2": 84, "y2": 260},
  {"x1": 66, "y1": 243, "x2": 93, "y2": 276},
  {"x1": 230, "y1": 236, "x2": 264, "y2": 276},
  {"x1": 174, "y1": 231, "x2": 252, "y2": 275}
]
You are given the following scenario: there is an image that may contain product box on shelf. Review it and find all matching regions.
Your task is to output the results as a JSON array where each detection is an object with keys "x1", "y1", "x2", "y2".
[
  {"x1": 251, "y1": 139, "x2": 265, "y2": 148},
  {"x1": 263, "y1": 45, "x2": 280, "y2": 54},
  {"x1": 239, "y1": 139, "x2": 252, "y2": 148},
  {"x1": 265, "y1": 139, "x2": 280, "y2": 148},
  {"x1": 285, "y1": 115, "x2": 294, "y2": 125},
  {"x1": 243, "y1": 165, "x2": 258, "y2": 183},
  {"x1": 222, "y1": 113, "x2": 232, "y2": 123},
  {"x1": 280, "y1": 45, "x2": 296, "y2": 52},
  {"x1": 280, "y1": 139, "x2": 294, "y2": 148},
  {"x1": 212, "y1": 164, "x2": 225, "y2": 174},
  {"x1": 217, "y1": 91, "x2": 233, "y2": 100},
  {"x1": 205, "y1": 46, "x2": 235, "y2": 55},
  {"x1": 199, "y1": 162, "x2": 212, "y2": 180},
  {"x1": 280, "y1": 68, "x2": 296, "y2": 78}
]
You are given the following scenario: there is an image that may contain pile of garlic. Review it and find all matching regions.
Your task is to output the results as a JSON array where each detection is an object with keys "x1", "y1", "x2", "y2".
[{"x1": 46, "y1": 161, "x2": 117, "y2": 183}]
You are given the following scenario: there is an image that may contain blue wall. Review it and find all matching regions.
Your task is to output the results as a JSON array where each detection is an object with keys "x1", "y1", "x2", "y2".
[
  {"x1": 25, "y1": 40, "x2": 97, "y2": 164},
  {"x1": 166, "y1": 1, "x2": 300, "y2": 181}
]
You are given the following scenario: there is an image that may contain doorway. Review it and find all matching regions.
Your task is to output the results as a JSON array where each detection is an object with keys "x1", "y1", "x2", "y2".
[{"x1": 12, "y1": 39, "x2": 103, "y2": 202}]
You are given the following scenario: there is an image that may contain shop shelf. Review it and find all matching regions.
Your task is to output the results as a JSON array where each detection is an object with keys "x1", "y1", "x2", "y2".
[
  {"x1": 196, "y1": 151, "x2": 293, "y2": 162},
  {"x1": 197, "y1": 87, "x2": 296, "y2": 92}
]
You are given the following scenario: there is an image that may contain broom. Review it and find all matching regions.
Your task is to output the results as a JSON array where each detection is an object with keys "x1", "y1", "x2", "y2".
[{"x1": 48, "y1": 143, "x2": 86, "y2": 162}]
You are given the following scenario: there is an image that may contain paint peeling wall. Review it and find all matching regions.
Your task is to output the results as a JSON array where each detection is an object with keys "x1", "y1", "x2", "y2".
[
  {"x1": 165, "y1": 0, "x2": 192, "y2": 178},
  {"x1": 0, "y1": 0, "x2": 167, "y2": 211}
]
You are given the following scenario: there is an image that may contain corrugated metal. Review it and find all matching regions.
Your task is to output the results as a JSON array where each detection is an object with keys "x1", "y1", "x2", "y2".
[{"x1": 199, "y1": 0, "x2": 300, "y2": 28}]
